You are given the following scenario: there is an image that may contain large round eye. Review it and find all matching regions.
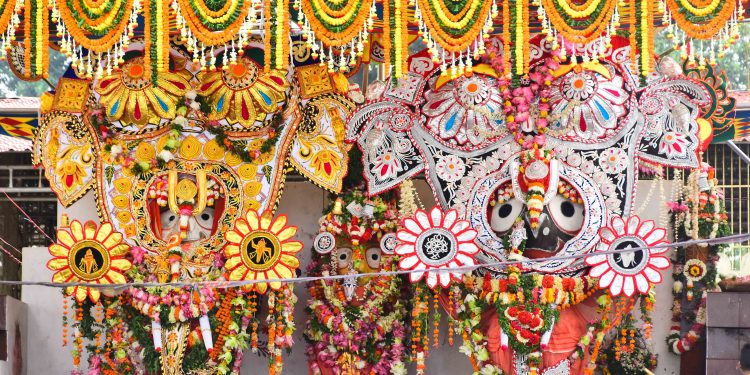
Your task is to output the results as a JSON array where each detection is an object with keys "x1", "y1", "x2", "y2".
[
  {"x1": 365, "y1": 247, "x2": 381, "y2": 269},
  {"x1": 160, "y1": 210, "x2": 178, "y2": 230},
  {"x1": 195, "y1": 207, "x2": 215, "y2": 229},
  {"x1": 490, "y1": 197, "x2": 524, "y2": 234},
  {"x1": 336, "y1": 248, "x2": 353, "y2": 269},
  {"x1": 547, "y1": 194, "x2": 584, "y2": 234}
]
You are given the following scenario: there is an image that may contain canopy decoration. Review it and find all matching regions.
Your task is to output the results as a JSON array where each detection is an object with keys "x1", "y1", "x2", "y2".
[{"x1": 0, "y1": 0, "x2": 746, "y2": 82}]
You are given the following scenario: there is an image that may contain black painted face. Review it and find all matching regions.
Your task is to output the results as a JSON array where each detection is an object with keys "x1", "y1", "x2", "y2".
[{"x1": 489, "y1": 186, "x2": 585, "y2": 259}]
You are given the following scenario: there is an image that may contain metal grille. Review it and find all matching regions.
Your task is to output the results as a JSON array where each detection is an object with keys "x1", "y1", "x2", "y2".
[{"x1": 705, "y1": 142, "x2": 750, "y2": 274}]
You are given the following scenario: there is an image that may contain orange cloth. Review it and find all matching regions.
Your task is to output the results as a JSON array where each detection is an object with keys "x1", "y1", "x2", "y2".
[
  {"x1": 438, "y1": 291, "x2": 601, "y2": 374},
  {"x1": 485, "y1": 295, "x2": 601, "y2": 374}
]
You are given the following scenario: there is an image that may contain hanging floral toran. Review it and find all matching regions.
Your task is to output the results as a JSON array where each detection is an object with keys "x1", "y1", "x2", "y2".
[{"x1": 3, "y1": 0, "x2": 748, "y2": 80}]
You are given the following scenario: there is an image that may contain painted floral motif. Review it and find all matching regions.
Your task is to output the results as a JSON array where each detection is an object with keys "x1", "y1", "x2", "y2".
[
  {"x1": 586, "y1": 215, "x2": 671, "y2": 296},
  {"x1": 596, "y1": 148, "x2": 627, "y2": 174},
  {"x1": 435, "y1": 155, "x2": 466, "y2": 182},
  {"x1": 47, "y1": 221, "x2": 132, "y2": 303},
  {"x1": 549, "y1": 70, "x2": 628, "y2": 140},
  {"x1": 422, "y1": 74, "x2": 505, "y2": 148},
  {"x1": 198, "y1": 57, "x2": 288, "y2": 128},
  {"x1": 223, "y1": 210, "x2": 302, "y2": 294},
  {"x1": 396, "y1": 207, "x2": 479, "y2": 288},
  {"x1": 370, "y1": 149, "x2": 405, "y2": 181},
  {"x1": 95, "y1": 57, "x2": 191, "y2": 127},
  {"x1": 658, "y1": 132, "x2": 690, "y2": 159}
]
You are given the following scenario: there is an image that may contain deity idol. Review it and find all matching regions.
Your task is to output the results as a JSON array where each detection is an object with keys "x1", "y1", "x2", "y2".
[{"x1": 305, "y1": 189, "x2": 408, "y2": 375}]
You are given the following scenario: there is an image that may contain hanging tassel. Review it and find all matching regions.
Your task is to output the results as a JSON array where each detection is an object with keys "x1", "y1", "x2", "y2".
[
  {"x1": 199, "y1": 315, "x2": 214, "y2": 353},
  {"x1": 152, "y1": 321, "x2": 163, "y2": 352}
]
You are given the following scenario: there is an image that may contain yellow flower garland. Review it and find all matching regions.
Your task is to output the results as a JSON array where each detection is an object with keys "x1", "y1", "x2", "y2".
[
  {"x1": 666, "y1": 0, "x2": 736, "y2": 39},
  {"x1": 415, "y1": 0, "x2": 494, "y2": 52},
  {"x1": 676, "y1": 0, "x2": 722, "y2": 17},
  {"x1": 0, "y1": 0, "x2": 16, "y2": 36},
  {"x1": 176, "y1": 0, "x2": 252, "y2": 46},
  {"x1": 540, "y1": 0, "x2": 616, "y2": 43},
  {"x1": 552, "y1": 0, "x2": 604, "y2": 18},
  {"x1": 300, "y1": 0, "x2": 373, "y2": 46},
  {"x1": 55, "y1": 0, "x2": 134, "y2": 53}
]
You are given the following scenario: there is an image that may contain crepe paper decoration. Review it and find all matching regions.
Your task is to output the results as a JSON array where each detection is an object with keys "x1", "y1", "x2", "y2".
[
  {"x1": 396, "y1": 206, "x2": 479, "y2": 288},
  {"x1": 47, "y1": 220, "x2": 132, "y2": 303},
  {"x1": 223, "y1": 210, "x2": 303, "y2": 293},
  {"x1": 586, "y1": 215, "x2": 671, "y2": 296}
]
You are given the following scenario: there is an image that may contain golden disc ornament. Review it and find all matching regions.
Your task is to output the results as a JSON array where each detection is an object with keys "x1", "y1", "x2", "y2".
[
  {"x1": 223, "y1": 210, "x2": 302, "y2": 293},
  {"x1": 47, "y1": 221, "x2": 132, "y2": 303}
]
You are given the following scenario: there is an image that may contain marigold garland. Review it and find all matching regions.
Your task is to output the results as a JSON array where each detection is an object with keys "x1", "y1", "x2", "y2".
[
  {"x1": 263, "y1": 0, "x2": 290, "y2": 71},
  {"x1": 629, "y1": 0, "x2": 654, "y2": 77},
  {"x1": 299, "y1": 0, "x2": 372, "y2": 47},
  {"x1": 414, "y1": 0, "x2": 494, "y2": 52},
  {"x1": 22, "y1": 0, "x2": 48, "y2": 80},
  {"x1": 144, "y1": 0, "x2": 170, "y2": 83},
  {"x1": 56, "y1": 0, "x2": 133, "y2": 53},
  {"x1": 176, "y1": 0, "x2": 252, "y2": 46},
  {"x1": 540, "y1": 0, "x2": 616, "y2": 43},
  {"x1": 666, "y1": 0, "x2": 736, "y2": 39}
]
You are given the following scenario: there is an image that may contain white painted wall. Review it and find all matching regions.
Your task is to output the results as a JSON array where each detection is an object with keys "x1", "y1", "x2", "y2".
[{"x1": 20, "y1": 179, "x2": 681, "y2": 374}]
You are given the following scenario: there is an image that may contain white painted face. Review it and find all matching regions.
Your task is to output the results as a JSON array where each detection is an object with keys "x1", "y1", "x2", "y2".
[{"x1": 160, "y1": 207, "x2": 216, "y2": 242}]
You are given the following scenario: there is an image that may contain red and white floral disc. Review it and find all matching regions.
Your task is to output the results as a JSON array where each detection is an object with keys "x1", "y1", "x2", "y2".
[
  {"x1": 396, "y1": 206, "x2": 479, "y2": 288},
  {"x1": 586, "y1": 215, "x2": 671, "y2": 296}
]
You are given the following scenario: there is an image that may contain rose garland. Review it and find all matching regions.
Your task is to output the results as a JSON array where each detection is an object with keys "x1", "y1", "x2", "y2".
[
  {"x1": 666, "y1": 166, "x2": 729, "y2": 354},
  {"x1": 454, "y1": 270, "x2": 598, "y2": 374},
  {"x1": 305, "y1": 257, "x2": 407, "y2": 375}
]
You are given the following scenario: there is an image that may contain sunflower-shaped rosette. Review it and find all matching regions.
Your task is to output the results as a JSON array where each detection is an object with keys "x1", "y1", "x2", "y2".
[
  {"x1": 47, "y1": 220, "x2": 132, "y2": 303},
  {"x1": 223, "y1": 210, "x2": 302, "y2": 293},
  {"x1": 198, "y1": 47, "x2": 289, "y2": 130},
  {"x1": 95, "y1": 54, "x2": 192, "y2": 130}
]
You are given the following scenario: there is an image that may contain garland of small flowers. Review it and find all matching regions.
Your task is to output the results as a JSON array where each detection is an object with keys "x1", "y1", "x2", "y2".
[
  {"x1": 204, "y1": 112, "x2": 284, "y2": 164},
  {"x1": 539, "y1": 0, "x2": 616, "y2": 44},
  {"x1": 629, "y1": 0, "x2": 654, "y2": 78},
  {"x1": 55, "y1": 0, "x2": 133, "y2": 52},
  {"x1": 597, "y1": 311, "x2": 658, "y2": 373},
  {"x1": 666, "y1": 0, "x2": 737, "y2": 39},
  {"x1": 305, "y1": 257, "x2": 407, "y2": 375},
  {"x1": 666, "y1": 166, "x2": 729, "y2": 354},
  {"x1": 21, "y1": 0, "x2": 48, "y2": 80},
  {"x1": 175, "y1": 0, "x2": 252, "y2": 45}
]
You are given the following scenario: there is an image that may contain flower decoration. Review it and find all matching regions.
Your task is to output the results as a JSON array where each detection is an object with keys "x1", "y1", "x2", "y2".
[
  {"x1": 435, "y1": 154, "x2": 467, "y2": 182},
  {"x1": 370, "y1": 150, "x2": 404, "y2": 181},
  {"x1": 422, "y1": 72, "x2": 506, "y2": 149},
  {"x1": 683, "y1": 259, "x2": 707, "y2": 282},
  {"x1": 95, "y1": 57, "x2": 191, "y2": 126},
  {"x1": 396, "y1": 206, "x2": 479, "y2": 288},
  {"x1": 47, "y1": 220, "x2": 132, "y2": 303},
  {"x1": 549, "y1": 70, "x2": 628, "y2": 140},
  {"x1": 658, "y1": 132, "x2": 689, "y2": 159},
  {"x1": 198, "y1": 57, "x2": 288, "y2": 128},
  {"x1": 586, "y1": 215, "x2": 671, "y2": 296},
  {"x1": 598, "y1": 148, "x2": 628, "y2": 174},
  {"x1": 223, "y1": 210, "x2": 302, "y2": 293}
]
